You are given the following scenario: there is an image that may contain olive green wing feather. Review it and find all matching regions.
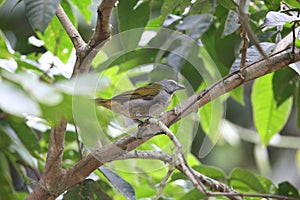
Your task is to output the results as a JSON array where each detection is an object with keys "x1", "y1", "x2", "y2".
[{"x1": 112, "y1": 83, "x2": 162, "y2": 101}]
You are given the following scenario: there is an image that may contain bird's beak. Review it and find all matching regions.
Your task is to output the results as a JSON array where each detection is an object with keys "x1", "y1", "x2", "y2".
[{"x1": 176, "y1": 83, "x2": 185, "y2": 90}]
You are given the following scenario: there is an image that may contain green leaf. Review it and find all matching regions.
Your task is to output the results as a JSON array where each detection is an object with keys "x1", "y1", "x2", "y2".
[
  {"x1": 68, "y1": 0, "x2": 92, "y2": 23},
  {"x1": 24, "y1": 0, "x2": 61, "y2": 32},
  {"x1": 229, "y1": 85, "x2": 245, "y2": 106},
  {"x1": 117, "y1": 0, "x2": 150, "y2": 50},
  {"x1": 257, "y1": 176, "x2": 277, "y2": 194},
  {"x1": 0, "y1": 122, "x2": 37, "y2": 167},
  {"x1": 55, "y1": 73, "x2": 110, "y2": 95},
  {"x1": 273, "y1": 67, "x2": 298, "y2": 107},
  {"x1": 230, "y1": 168, "x2": 266, "y2": 193},
  {"x1": 223, "y1": 10, "x2": 240, "y2": 37},
  {"x1": 230, "y1": 42, "x2": 275, "y2": 73},
  {"x1": 284, "y1": 0, "x2": 300, "y2": 8},
  {"x1": 37, "y1": 0, "x2": 74, "y2": 63},
  {"x1": 202, "y1": 22, "x2": 238, "y2": 75},
  {"x1": 263, "y1": 0, "x2": 281, "y2": 10},
  {"x1": 7, "y1": 115, "x2": 40, "y2": 154},
  {"x1": 0, "y1": 81, "x2": 41, "y2": 117},
  {"x1": 179, "y1": 189, "x2": 206, "y2": 200},
  {"x1": 3, "y1": 71, "x2": 63, "y2": 106},
  {"x1": 96, "y1": 48, "x2": 159, "y2": 72},
  {"x1": 99, "y1": 166, "x2": 136, "y2": 200},
  {"x1": 0, "y1": 30, "x2": 14, "y2": 59},
  {"x1": 160, "y1": 0, "x2": 190, "y2": 24},
  {"x1": 118, "y1": 0, "x2": 150, "y2": 31},
  {"x1": 0, "y1": 126, "x2": 12, "y2": 149},
  {"x1": 0, "y1": 153, "x2": 14, "y2": 200},
  {"x1": 0, "y1": 58, "x2": 18, "y2": 73},
  {"x1": 175, "y1": 14, "x2": 212, "y2": 39},
  {"x1": 278, "y1": 181, "x2": 300, "y2": 198},
  {"x1": 41, "y1": 93, "x2": 73, "y2": 125},
  {"x1": 160, "y1": 0, "x2": 180, "y2": 24},
  {"x1": 263, "y1": 11, "x2": 300, "y2": 27},
  {"x1": 252, "y1": 73, "x2": 293, "y2": 145},
  {"x1": 193, "y1": 165, "x2": 226, "y2": 180},
  {"x1": 219, "y1": 0, "x2": 236, "y2": 10},
  {"x1": 63, "y1": 179, "x2": 112, "y2": 200}
]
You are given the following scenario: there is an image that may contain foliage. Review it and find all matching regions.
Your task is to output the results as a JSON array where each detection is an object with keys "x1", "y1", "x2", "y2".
[{"x1": 0, "y1": 0, "x2": 299, "y2": 199}]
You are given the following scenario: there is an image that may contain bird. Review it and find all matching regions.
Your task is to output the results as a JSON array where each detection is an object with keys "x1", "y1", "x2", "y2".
[{"x1": 95, "y1": 80, "x2": 185, "y2": 119}]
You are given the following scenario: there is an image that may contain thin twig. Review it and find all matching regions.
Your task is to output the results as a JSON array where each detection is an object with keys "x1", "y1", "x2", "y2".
[
  {"x1": 74, "y1": 122, "x2": 83, "y2": 159},
  {"x1": 119, "y1": 150, "x2": 175, "y2": 163},
  {"x1": 234, "y1": 0, "x2": 268, "y2": 58},
  {"x1": 117, "y1": 150, "x2": 298, "y2": 200},
  {"x1": 154, "y1": 167, "x2": 174, "y2": 200},
  {"x1": 118, "y1": 150, "x2": 236, "y2": 194},
  {"x1": 240, "y1": 22, "x2": 249, "y2": 69},
  {"x1": 148, "y1": 118, "x2": 208, "y2": 194}
]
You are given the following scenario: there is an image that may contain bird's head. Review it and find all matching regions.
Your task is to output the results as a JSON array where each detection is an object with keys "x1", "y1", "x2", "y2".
[{"x1": 159, "y1": 80, "x2": 185, "y2": 94}]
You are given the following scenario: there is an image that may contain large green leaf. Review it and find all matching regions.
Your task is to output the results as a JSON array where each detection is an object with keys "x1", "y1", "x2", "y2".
[
  {"x1": 252, "y1": 73, "x2": 293, "y2": 145},
  {"x1": 99, "y1": 166, "x2": 136, "y2": 200},
  {"x1": 193, "y1": 165, "x2": 226, "y2": 180},
  {"x1": 3, "y1": 71, "x2": 63, "y2": 106},
  {"x1": 0, "y1": 81, "x2": 41, "y2": 117},
  {"x1": 230, "y1": 42, "x2": 275, "y2": 73},
  {"x1": 24, "y1": 0, "x2": 61, "y2": 32},
  {"x1": 273, "y1": 67, "x2": 298, "y2": 107},
  {"x1": 230, "y1": 168, "x2": 266, "y2": 193},
  {"x1": 37, "y1": 0, "x2": 74, "y2": 63},
  {"x1": 0, "y1": 122, "x2": 37, "y2": 167},
  {"x1": 118, "y1": 0, "x2": 150, "y2": 31},
  {"x1": 117, "y1": 0, "x2": 150, "y2": 50},
  {"x1": 7, "y1": 116, "x2": 40, "y2": 154},
  {"x1": 229, "y1": 85, "x2": 245, "y2": 106},
  {"x1": 278, "y1": 181, "x2": 300, "y2": 198},
  {"x1": 95, "y1": 48, "x2": 159, "y2": 72}
]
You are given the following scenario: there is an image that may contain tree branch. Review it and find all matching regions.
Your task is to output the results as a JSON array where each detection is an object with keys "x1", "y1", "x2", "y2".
[
  {"x1": 117, "y1": 150, "x2": 237, "y2": 196},
  {"x1": 60, "y1": 49, "x2": 300, "y2": 197},
  {"x1": 162, "y1": 49, "x2": 300, "y2": 126},
  {"x1": 27, "y1": 1, "x2": 117, "y2": 199},
  {"x1": 72, "y1": 0, "x2": 118, "y2": 76},
  {"x1": 27, "y1": 120, "x2": 67, "y2": 200},
  {"x1": 28, "y1": 1, "x2": 300, "y2": 198},
  {"x1": 148, "y1": 118, "x2": 208, "y2": 194},
  {"x1": 56, "y1": 5, "x2": 86, "y2": 51},
  {"x1": 116, "y1": 150, "x2": 299, "y2": 200}
]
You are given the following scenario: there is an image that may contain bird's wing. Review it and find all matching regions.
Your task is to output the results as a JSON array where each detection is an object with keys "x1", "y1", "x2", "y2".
[{"x1": 112, "y1": 83, "x2": 162, "y2": 101}]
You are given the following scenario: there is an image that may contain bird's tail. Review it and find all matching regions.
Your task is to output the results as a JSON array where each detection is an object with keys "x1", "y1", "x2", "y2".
[{"x1": 95, "y1": 98, "x2": 111, "y2": 109}]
